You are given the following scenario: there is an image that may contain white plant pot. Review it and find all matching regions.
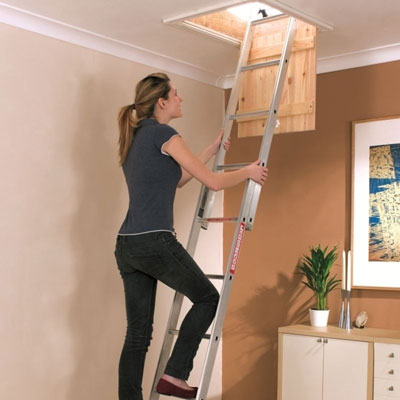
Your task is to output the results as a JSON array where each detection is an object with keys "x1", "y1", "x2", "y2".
[{"x1": 309, "y1": 309, "x2": 330, "y2": 327}]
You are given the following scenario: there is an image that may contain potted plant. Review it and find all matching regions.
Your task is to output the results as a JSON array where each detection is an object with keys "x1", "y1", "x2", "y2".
[{"x1": 299, "y1": 245, "x2": 341, "y2": 327}]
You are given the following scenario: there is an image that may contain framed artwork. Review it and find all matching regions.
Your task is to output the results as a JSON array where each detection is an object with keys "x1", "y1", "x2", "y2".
[{"x1": 352, "y1": 116, "x2": 400, "y2": 289}]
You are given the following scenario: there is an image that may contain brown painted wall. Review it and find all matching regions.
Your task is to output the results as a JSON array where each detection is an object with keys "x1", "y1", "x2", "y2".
[{"x1": 222, "y1": 60, "x2": 400, "y2": 400}]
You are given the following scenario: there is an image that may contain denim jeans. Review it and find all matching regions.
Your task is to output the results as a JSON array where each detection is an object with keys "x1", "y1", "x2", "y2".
[{"x1": 114, "y1": 231, "x2": 220, "y2": 400}]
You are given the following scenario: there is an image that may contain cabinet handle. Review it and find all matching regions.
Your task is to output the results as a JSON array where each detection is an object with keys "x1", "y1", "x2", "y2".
[
  {"x1": 323, "y1": 338, "x2": 328, "y2": 344},
  {"x1": 388, "y1": 386, "x2": 394, "y2": 391},
  {"x1": 317, "y1": 338, "x2": 322, "y2": 343},
  {"x1": 389, "y1": 353, "x2": 395, "y2": 358},
  {"x1": 389, "y1": 369, "x2": 395, "y2": 375}
]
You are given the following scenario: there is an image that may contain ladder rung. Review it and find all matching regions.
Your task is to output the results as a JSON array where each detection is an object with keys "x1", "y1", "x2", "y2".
[
  {"x1": 241, "y1": 59, "x2": 280, "y2": 72},
  {"x1": 198, "y1": 217, "x2": 238, "y2": 223},
  {"x1": 217, "y1": 163, "x2": 250, "y2": 171},
  {"x1": 229, "y1": 109, "x2": 269, "y2": 120},
  {"x1": 169, "y1": 329, "x2": 211, "y2": 340},
  {"x1": 206, "y1": 274, "x2": 224, "y2": 280}
]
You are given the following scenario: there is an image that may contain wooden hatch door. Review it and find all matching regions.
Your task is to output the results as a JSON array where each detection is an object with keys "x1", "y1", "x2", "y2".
[{"x1": 238, "y1": 16, "x2": 317, "y2": 137}]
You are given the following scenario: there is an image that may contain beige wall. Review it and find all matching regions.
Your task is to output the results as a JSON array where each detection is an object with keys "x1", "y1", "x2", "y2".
[
  {"x1": 0, "y1": 22, "x2": 224, "y2": 399},
  {"x1": 222, "y1": 60, "x2": 400, "y2": 400}
]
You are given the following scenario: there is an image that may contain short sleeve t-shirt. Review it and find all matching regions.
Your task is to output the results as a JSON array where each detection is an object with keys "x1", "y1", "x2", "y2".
[{"x1": 118, "y1": 118, "x2": 182, "y2": 235}]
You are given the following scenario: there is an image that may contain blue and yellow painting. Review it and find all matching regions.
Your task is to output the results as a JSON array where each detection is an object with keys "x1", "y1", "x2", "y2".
[{"x1": 369, "y1": 143, "x2": 400, "y2": 261}]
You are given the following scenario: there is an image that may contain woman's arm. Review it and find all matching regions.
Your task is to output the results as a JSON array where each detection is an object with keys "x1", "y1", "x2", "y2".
[
  {"x1": 163, "y1": 136, "x2": 267, "y2": 191},
  {"x1": 177, "y1": 129, "x2": 230, "y2": 188}
]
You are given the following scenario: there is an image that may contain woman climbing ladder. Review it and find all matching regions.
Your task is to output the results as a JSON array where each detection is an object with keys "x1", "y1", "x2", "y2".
[{"x1": 115, "y1": 72, "x2": 268, "y2": 400}]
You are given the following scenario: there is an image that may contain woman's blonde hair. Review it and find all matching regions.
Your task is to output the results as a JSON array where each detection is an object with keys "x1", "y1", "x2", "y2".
[{"x1": 117, "y1": 72, "x2": 171, "y2": 165}]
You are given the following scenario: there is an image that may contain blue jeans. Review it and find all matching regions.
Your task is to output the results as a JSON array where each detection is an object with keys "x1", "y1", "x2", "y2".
[{"x1": 114, "y1": 231, "x2": 220, "y2": 400}]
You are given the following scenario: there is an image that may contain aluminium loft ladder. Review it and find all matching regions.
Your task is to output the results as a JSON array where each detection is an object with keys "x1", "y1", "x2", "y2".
[{"x1": 150, "y1": 15, "x2": 297, "y2": 400}]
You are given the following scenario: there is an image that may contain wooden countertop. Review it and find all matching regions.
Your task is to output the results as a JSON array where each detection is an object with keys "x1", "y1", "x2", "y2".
[{"x1": 279, "y1": 325, "x2": 400, "y2": 344}]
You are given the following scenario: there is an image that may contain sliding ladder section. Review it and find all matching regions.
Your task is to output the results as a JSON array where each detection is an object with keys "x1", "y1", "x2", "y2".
[
  {"x1": 240, "y1": 16, "x2": 297, "y2": 230},
  {"x1": 196, "y1": 17, "x2": 254, "y2": 232},
  {"x1": 150, "y1": 16, "x2": 297, "y2": 400}
]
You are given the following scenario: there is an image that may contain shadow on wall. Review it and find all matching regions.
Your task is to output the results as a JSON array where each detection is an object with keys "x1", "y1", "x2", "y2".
[
  {"x1": 64, "y1": 77, "x2": 126, "y2": 400},
  {"x1": 223, "y1": 269, "x2": 312, "y2": 400}
]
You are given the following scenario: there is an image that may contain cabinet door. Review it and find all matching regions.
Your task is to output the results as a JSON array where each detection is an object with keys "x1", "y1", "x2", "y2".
[
  {"x1": 323, "y1": 338, "x2": 368, "y2": 400},
  {"x1": 281, "y1": 334, "x2": 323, "y2": 400}
]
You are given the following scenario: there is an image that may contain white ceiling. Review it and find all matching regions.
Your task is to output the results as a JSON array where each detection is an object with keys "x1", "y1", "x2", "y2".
[{"x1": 1, "y1": 0, "x2": 400, "y2": 87}]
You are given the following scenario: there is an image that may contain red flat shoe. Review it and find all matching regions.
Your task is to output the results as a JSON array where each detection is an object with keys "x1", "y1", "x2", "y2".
[{"x1": 156, "y1": 378, "x2": 198, "y2": 399}]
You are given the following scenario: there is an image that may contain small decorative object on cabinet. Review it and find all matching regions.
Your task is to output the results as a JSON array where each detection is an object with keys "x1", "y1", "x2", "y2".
[
  {"x1": 278, "y1": 324, "x2": 400, "y2": 400},
  {"x1": 299, "y1": 245, "x2": 340, "y2": 327},
  {"x1": 355, "y1": 311, "x2": 369, "y2": 329},
  {"x1": 339, "y1": 250, "x2": 353, "y2": 330}
]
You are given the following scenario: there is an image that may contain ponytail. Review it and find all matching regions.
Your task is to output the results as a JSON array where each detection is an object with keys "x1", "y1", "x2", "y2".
[{"x1": 117, "y1": 73, "x2": 171, "y2": 165}]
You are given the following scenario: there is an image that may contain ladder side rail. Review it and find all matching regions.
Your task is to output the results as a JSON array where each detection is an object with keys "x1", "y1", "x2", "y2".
[
  {"x1": 214, "y1": 18, "x2": 254, "y2": 171},
  {"x1": 149, "y1": 21, "x2": 254, "y2": 397},
  {"x1": 184, "y1": 21, "x2": 252, "y2": 399},
  {"x1": 259, "y1": 17, "x2": 297, "y2": 164},
  {"x1": 199, "y1": 19, "x2": 254, "y2": 230},
  {"x1": 196, "y1": 215, "x2": 248, "y2": 399},
  {"x1": 149, "y1": 20, "x2": 255, "y2": 399},
  {"x1": 195, "y1": 174, "x2": 255, "y2": 398},
  {"x1": 243, "y1": 17, "x2": 297, "y2": 230}
]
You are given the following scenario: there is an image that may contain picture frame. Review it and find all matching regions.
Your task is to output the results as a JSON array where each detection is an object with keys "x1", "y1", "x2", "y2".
[{"x1": 351, "y1": 116, "x2": 400, "y2": 289}]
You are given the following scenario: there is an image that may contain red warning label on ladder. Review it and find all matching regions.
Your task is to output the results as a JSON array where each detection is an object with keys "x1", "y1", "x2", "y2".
[{"x1": 229, "y1": 222, "x2": 246, "y2": 274}]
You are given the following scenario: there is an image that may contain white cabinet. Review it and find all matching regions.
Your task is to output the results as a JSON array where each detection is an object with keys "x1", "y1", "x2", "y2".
[
  {"x1": 323, "y1": 336, "x2": 369, "y2": 400},
  {"x1": 280, "y1": 333, "x2": 369, "y2": 400},
  {"x1": 279, "y1": 325, "x2": 400, "y2": 400},
  {"x1": 281, "y1": 334, "x2": 323, "y2": 400}
]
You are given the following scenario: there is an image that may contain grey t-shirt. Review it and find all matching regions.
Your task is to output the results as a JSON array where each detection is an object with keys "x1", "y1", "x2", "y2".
[{"x1": 118, "y1": 118, "x2": 182, "y2": 235}]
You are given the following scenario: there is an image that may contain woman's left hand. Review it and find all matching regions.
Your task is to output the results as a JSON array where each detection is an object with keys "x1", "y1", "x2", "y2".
[{"x1": 210, "y1": 129, "x2": 231, "y2": 156}]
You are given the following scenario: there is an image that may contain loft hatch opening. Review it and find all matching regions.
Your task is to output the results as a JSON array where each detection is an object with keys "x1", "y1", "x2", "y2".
[{"x1": 167, "y1": 1, "x2": 284, "y2": 46}]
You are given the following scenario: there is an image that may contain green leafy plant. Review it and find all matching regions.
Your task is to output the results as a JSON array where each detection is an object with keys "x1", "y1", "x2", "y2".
[{"x1": 299, "y1": 245, "x2": 341, "y2": 310}]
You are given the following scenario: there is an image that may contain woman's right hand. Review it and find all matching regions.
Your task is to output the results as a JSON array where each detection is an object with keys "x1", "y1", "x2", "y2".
[
  {"x1": 164, "y1": 136, "x2": 269, "y2": 191},
  {"x1": 245, "y1": 160, "x2": 268, "y2": 185}
]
